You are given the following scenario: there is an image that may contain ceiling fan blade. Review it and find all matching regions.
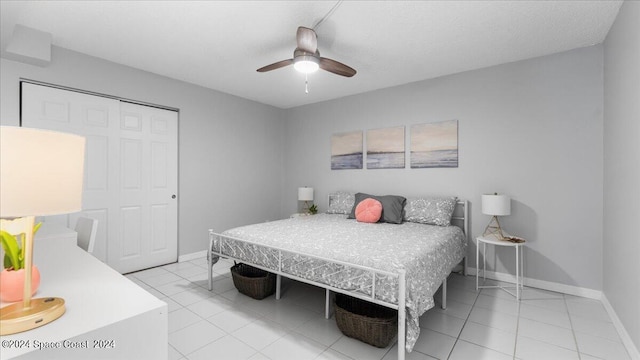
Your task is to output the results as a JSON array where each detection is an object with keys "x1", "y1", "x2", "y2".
[
  {"x1": 256, "y1": 59, "x2": 293, "y2": 72},
  {"x1": 296, "y1": 27, "x2": 317, "y2": 54},
  {"x1": 319, "y1": 57, "x2": 357, "y2": 77}
]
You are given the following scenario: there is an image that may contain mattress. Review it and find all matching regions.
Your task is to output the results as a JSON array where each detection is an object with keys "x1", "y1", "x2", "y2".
[{"x1": 212, "y1": 213, "x2": 466, "y2": 351}]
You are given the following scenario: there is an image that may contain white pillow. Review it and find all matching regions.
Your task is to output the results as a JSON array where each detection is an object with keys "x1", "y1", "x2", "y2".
[{"x1": 403, "y1": 197, "x2": 457, "y2": 226}]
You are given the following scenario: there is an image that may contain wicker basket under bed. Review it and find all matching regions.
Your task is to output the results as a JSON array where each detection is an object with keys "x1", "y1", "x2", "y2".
[
  {"x1": 230, "y1": 263, "x2": 276, "y2": 300},
  {"x1": 334, "y1": 294, "x2": 398, "y2": 348}
]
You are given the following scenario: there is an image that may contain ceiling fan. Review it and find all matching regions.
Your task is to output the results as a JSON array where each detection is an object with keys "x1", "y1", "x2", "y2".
[{"x1": 257, "y1": 26, "x2": 356, "y2": 77}]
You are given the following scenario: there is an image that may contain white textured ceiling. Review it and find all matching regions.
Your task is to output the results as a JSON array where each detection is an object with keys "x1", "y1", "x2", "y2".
[{"x1": 0, "y1": 1, "x2": 623, "y2": 109}]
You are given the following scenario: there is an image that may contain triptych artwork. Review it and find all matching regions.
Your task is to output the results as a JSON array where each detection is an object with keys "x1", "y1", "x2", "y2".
[{"x1": 331, "y1": 120, "x2": 458, "y2": 170}]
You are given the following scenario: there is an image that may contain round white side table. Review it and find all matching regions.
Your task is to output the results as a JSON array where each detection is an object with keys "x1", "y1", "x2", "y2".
[{"x1": 476, "y1": 234, "x2": 525, "y2": 300}]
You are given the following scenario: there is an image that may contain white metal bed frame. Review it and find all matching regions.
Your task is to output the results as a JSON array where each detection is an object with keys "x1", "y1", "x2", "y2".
[{"x1": 207, "y1": 199, "x2": 468, "y2": 360}]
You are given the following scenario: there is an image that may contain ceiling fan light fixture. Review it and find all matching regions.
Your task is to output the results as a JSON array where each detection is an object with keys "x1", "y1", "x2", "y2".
[
  {"x1": 257, "y1": 26, "x2": 355, "y2": 77},
  {"x1": 293, "y1": 55, "x2": 319, "y2": 74}
]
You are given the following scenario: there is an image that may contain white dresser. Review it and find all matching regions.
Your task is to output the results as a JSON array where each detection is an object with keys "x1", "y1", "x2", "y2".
[{"x1": 0, "y1": 223, "x2": 168, "y2": 359}]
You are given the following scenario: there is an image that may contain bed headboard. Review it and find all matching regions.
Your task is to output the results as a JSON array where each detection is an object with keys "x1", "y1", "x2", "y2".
[
  {"x1": 327, "y1": 193, "x2": 469, "y2": 237},
  {"x1": 452, "y1": 199, "x2": 469, "y2": 236}
]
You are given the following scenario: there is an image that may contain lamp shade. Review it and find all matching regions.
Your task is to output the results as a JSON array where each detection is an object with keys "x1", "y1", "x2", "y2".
[
  {"x1": 0, "y1": 126, "x2": 85, "y2": 217},
  {"x1": 298, "y1": 187, "x2": 314, "y2": 201},
  {"x1": 481, "y1": 194, "x2": 511, "y2": 216}
]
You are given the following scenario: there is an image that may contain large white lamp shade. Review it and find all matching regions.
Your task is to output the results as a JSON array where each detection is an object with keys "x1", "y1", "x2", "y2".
[
  {"x1": 1, "y1": 126, "x2": 85, "y2": 217},
  {"x1": 0, "y1": 126, "x2": 85, "y2": 335},
  {"x1": 481, "y1": 194, "x2": 511, "y2": 216}
]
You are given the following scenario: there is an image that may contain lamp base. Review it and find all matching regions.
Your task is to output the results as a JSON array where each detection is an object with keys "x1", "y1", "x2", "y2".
[
  {"x1": 0, "y1": 297, "x2": 65, "y2": 335},
  {"x1": 483, "y1": 216, "x2": 506, "y2": 240}
]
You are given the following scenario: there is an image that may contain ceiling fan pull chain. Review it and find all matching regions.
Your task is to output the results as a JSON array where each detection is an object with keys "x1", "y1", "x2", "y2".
[{"x1": 305, "y1": 73, "x2": 310, "y2": 94}]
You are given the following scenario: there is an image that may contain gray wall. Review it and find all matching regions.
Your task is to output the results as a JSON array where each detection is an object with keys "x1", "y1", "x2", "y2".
[
  {"x1": 603, "y1": 0, "x2": 640, "y2": 351},
  {"x1": 0, "y1": 46, "x2": 286, "y2": 257},
  {"x1": 283, "y1": 46, "x2": 604, "y2": 291},
  {"x1": 0, "y1": 36, "x2": 613, "y2": 296}
]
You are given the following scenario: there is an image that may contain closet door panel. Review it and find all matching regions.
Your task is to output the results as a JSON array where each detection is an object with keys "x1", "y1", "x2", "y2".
[{"x1": 21, "y1": 83, "x2": 178, "y2": 272}]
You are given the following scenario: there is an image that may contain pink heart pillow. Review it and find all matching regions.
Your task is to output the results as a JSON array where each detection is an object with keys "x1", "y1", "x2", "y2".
[{"x1": 355, "y1": 198, "x2": 383, "y2": 223}]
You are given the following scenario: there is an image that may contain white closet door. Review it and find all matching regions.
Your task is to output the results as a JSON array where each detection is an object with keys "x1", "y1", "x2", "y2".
[
  {"x1": 21, "y1": 83, "x2": 178, "y2": 273},
  {"x1": 115, "y1": 102, "x2": 178, "y2": 272}
]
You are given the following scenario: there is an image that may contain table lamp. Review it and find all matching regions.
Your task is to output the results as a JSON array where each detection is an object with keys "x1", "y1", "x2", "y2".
[
  {"x1": 0, "y1": 126, "x2": 85, "y2": 335},
  {"x1": 298, "y1": 187, "x2": 314, "y2": 214},
  {"x1": 481, "y1": 193, "x2": 511, "y2": 239}
]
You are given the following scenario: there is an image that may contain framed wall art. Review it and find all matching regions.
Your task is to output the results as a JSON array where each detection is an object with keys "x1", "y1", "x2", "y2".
[
  {"x1": 331, "y1": 131, "x2": 363, "y2": 170},
  {"x1": 366, "y1": 126, "x2": 405, "y2": 169},
  {"x1": 410, "y1": 119, "x2": 458, "y2": 168}
]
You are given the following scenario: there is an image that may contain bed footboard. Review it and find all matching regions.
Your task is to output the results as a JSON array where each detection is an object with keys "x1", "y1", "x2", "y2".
[{"x1": 208, "y1": 229, "x2": 410, "y2": 360}]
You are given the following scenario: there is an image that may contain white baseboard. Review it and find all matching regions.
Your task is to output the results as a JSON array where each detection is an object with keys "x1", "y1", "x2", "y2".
[
  {"x1": 178, "y1": 250, "x2": 207, "y2": 262},
  {"x1": 467, "y1": 267, "x2": 639, "y2": 359},
  {"x1": 466, "y1": 267, "x2": 601, "y2": 299},
  {"x1": 601, "y1": 294, "x2": 640, "y2": 360}
]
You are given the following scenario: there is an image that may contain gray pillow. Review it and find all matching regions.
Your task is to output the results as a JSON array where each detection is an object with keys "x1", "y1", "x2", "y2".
[
  {"x1": 327, "y1": 192, "x2": 355, "y2": 214},
  {"x1": 348, "y1": 192, "x2": 406, "y2": 224},
  {"x1": 403, "y1": 197, "x2": 457, "y2": 226}
]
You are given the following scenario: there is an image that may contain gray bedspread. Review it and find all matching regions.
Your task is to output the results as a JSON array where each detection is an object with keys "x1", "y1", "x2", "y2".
[{"x1": 214, "y1": 213, "x2": 466, "y2": 351}]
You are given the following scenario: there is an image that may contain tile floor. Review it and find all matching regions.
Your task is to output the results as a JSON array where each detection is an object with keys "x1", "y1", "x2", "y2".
[{"x1": 125, "y1": 257, "x2": 631, "y2": 360}]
